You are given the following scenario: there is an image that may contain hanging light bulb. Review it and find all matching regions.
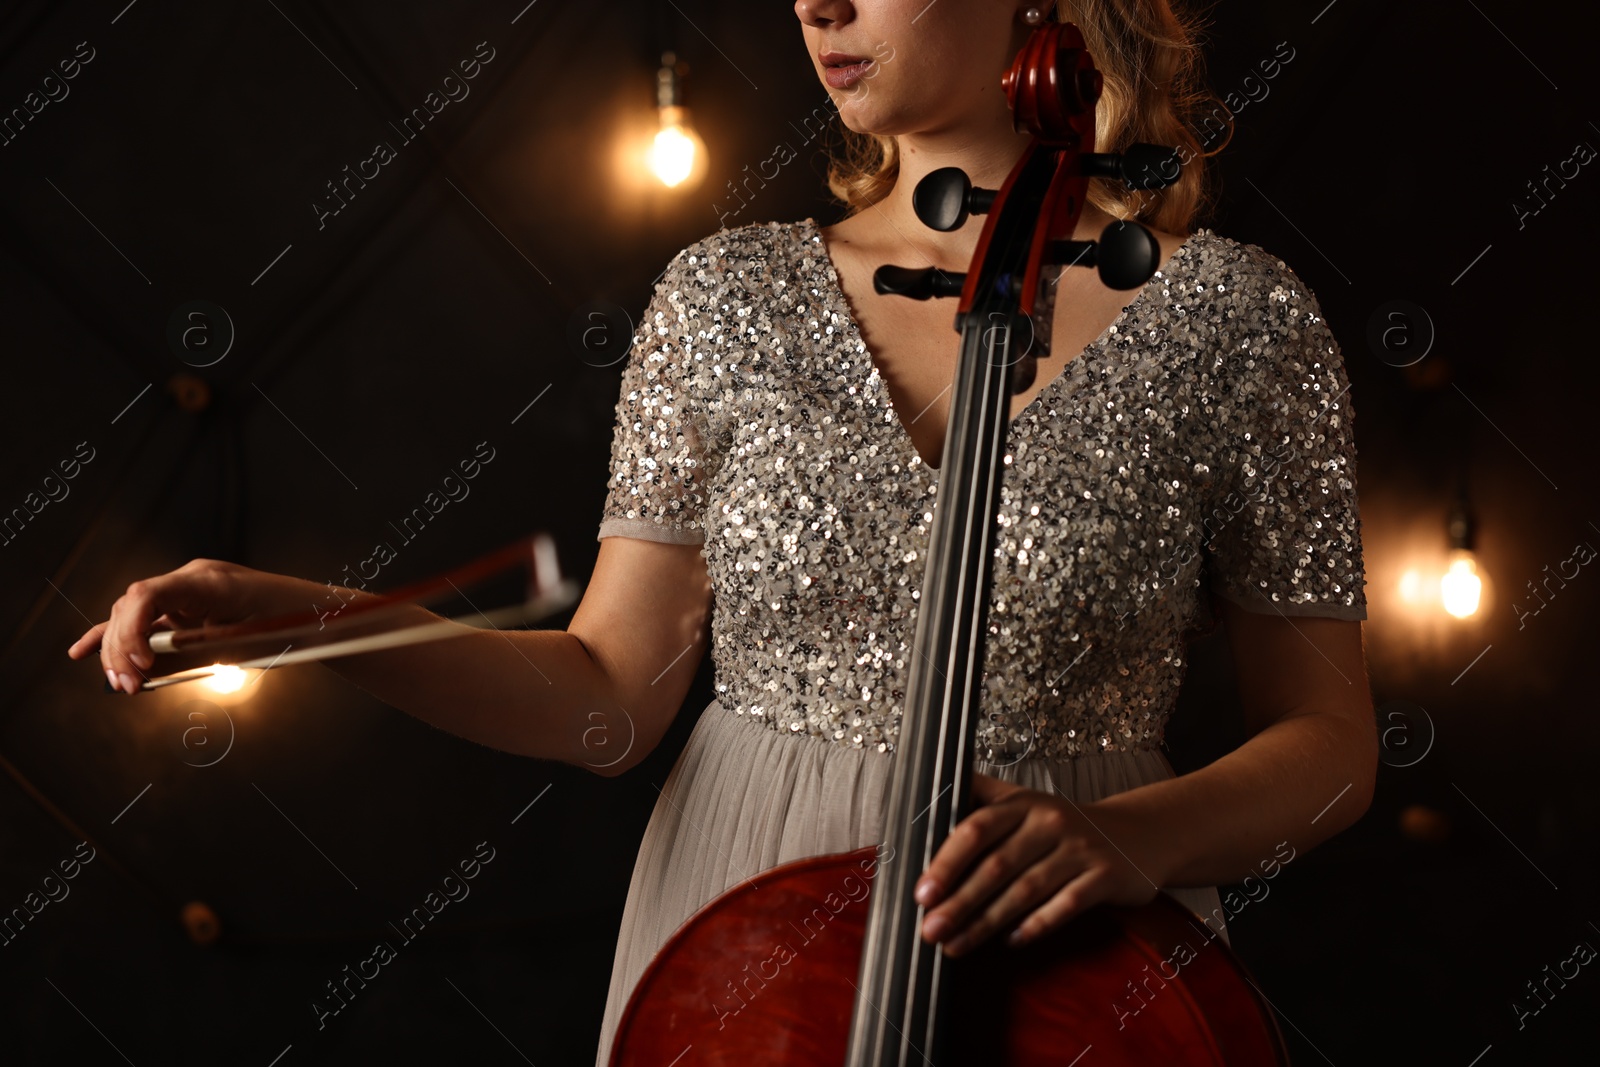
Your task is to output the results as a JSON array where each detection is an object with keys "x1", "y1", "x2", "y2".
[
  {"x1": 1440, "y1": 551, "x2": 1482, "y2": 618},
  {"x1": 203, "y1": 664, "x2": 251, "y2": 694},
  {"x1": 646, "y1": 52, "x2": 707, "y2": 189},
  {"x1": 1439, "y1": 495, "x2": 1484, "y2": 618}
]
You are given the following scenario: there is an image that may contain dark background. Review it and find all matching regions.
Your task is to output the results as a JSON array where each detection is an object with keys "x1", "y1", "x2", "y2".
[{"x1": 2, "y1": 1, "x2": 1597, "y2": 1064}]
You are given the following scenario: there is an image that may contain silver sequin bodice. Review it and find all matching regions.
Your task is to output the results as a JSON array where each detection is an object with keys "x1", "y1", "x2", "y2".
[{"x1": 597, "y1": 219, "x2": 1366, "y2": 760}]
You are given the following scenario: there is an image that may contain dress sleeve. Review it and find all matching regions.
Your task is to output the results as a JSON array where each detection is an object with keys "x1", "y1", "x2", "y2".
[
  {"x1": 596, "y1": 248, "x2": 714, "y2": 545},
  {"x1": 1202, "y1": 250, "x2": 1367, "y2": 620}
]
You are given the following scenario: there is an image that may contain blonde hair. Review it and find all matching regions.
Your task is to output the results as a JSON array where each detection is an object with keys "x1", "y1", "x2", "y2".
[{"x1": 826, "y1": 0, "x2": 1227, "y2": 234}]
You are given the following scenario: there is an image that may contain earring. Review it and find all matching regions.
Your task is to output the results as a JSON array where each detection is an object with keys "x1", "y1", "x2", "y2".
[{"x1": 1021, "y1": 5, "x2": 1050, "y2": 25}]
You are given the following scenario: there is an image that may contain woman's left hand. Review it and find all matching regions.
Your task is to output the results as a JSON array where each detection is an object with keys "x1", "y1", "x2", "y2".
[{"x1": 915, "y1": 773, "x2": 1171, "y2": 956}]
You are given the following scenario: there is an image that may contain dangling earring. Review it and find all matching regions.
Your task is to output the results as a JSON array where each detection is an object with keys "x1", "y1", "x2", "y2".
[{"x1": 1020, "y1": 5, "x2": 1051, "y2": 26}]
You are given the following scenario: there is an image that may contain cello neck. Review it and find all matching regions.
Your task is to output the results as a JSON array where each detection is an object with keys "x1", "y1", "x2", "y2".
[{"x1": 843, "y1": 140, "x2": 1061, "y2": 1067}]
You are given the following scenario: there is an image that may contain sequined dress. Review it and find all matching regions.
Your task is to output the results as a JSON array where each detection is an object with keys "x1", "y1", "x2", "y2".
[{"x1": 591, "y1": 218, "x2": 1366, "y2": 1063}]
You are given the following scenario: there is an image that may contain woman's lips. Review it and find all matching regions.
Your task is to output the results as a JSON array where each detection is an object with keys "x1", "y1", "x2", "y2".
[{"x1": 821, "y1": 52, "x2": 873, "y2": 90}]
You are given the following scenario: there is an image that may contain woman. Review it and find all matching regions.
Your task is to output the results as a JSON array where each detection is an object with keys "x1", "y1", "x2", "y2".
[{"x1": 71, "y1": 1, "x2": 1377, "y2": 1062}]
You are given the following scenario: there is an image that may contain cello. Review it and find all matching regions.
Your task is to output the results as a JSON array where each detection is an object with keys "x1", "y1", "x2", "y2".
[{"x1": 611, "y1": 21, "x2": 1291, "y2": 1067}]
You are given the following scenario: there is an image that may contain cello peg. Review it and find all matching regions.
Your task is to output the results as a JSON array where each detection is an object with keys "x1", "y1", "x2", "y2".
[
  {"x1": 1047, "y1": 222, "x2": 1160, "y2": 290},
  {"x1": 1078, "y1": 143, "x2": 1183, "y2": 190},
  {"x1": 1094, "y1": 220, "x2": 1161, "y2": 290},
  {"x1": 873, "y1": 265, "x2": 968, "y2": 300},
  {"x1": 1048, "y1": 239, "x2": 1098, "y2": 269},
  {"x1": 912, "y1": 168, "x2": 998, "y2": 232}
]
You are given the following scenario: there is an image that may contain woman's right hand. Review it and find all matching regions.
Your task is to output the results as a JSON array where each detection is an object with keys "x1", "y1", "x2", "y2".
[{"x1": 66, "y1": 559, "x2": 315, "y2": 694}]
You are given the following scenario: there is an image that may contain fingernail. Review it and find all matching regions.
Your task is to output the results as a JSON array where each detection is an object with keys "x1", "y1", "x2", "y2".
[
  {"x1": 914, "y1": 879, "x2": 937, "y2": 906},
  {"x1": 1007, "y1": 927, "x2": 1028, "y2": 946},
  {"x1": 106, "y1": 669, "x2": 119, "y2": 691},
  {"x1": 129, "y1": 652, "x2": 152, "y2": 670},
  {"x1": 117, "y1": 672, "x2": 138, "y2": 694},
  {"x1": 922, "y1": 915, "x2": 947, "y2": 941}
]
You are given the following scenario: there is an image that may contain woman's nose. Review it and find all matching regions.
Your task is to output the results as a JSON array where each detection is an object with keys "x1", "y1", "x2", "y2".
[{"x1": 794, "y1": 0, "x2": 854, "y2": 29}]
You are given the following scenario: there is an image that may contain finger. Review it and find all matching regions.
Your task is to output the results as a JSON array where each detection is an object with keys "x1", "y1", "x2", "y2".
[
  {"x1": 969, "y1": 771, "x2": 1024, "y2": 806},
  {"x1": 101, "y1": 580, "x2": 166, "y2": 687},
  {"x1": 912, "y1": 775, "x2": 1027, "y2": 906},
  {"x1": 97, "y1": 618, "x2": 127, "y2": 691},
  {"x1": 943, "y1": 851, "x2": 1086, "y2": 956},
  {"x1": 73, "y1": 620, "x2": 124, "y2": 693},
  {"x1": 1007, "y1": 866, "x2": 1116, "y2": 947},
  {"x1": 915, "y1": 799, "x2": 1028, "y2": 908},
  {"x1": 922, "y1": 816, "x2": 1058, "y2": 947},
  {"x1": 67, "y1": 621, "x2": 107, "y2": 660},
  {"x1": 99, "y1": 627, "x2": 149, "y2": 693}
]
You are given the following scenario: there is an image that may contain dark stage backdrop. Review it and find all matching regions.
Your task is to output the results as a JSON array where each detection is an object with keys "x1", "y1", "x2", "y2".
[{"x1": 1, "y1": 1, "x2": 1596, "y2": 1064}]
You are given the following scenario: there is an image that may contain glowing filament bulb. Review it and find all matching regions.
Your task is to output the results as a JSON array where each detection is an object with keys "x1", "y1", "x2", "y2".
[
  {"x1": 645, "y1": 54, "x2": 706, "y2": 190},
  {"x1": 1439, "y1": 551, "x2": 1483, "y2": 618},
  {"x1": 204, "y1": 665, "x2": 248, "y2": 694},
  {"x1": 647, "y1": 106, "x2": 704, "y2": 188}
]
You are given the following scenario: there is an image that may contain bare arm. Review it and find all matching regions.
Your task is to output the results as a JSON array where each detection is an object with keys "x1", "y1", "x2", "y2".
[
  {"x1": 915, "y1": 599, "x2": 1378, "y2": 955},
  {"x1": 1089, "y1": 600, "x2": 1378, "y2": 886},
  {"x1": 327, "y1": 536, "x2": 712, "y2": 774},
  {"x1": 68, "y1": 536, "x2": 712, "y2": 777}
]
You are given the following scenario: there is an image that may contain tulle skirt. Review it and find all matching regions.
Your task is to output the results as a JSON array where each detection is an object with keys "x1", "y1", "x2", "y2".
[{"x1": 593, "y1": 700, "x2": 1226, "y2": 1065}]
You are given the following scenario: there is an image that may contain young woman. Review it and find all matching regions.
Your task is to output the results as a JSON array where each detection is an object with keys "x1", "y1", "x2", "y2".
[{"x1": 71, "y1": 1, "x2": 1377, "y2": 1062}]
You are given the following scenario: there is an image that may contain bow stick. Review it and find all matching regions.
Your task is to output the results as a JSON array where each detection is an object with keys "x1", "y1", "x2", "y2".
[{"x1": 125, "y1": 534, "x2": 580, "y2": 692}]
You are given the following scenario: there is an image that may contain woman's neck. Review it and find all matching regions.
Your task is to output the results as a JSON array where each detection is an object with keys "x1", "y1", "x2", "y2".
[{"x1": 854, "y1": 126, "x2": 1115, "y2": 267}]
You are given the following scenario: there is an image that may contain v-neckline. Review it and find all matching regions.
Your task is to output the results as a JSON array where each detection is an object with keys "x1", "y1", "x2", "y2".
[{"x1": 803, "y1": 216, "x2": 1198, "y2": 472}]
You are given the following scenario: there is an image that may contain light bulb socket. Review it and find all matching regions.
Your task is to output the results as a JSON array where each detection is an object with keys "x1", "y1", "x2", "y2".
[
  {"x1": 1447, "y1": 498, "x2": 1475, "y2": 552},
  {"x1": 656, "y1": 52, "x2": 687, "y2": 109}
]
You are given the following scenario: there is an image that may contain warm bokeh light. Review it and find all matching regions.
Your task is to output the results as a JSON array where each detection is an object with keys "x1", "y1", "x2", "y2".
[
  {"x1": 1439, "y1": 550, "x2": 1484, "y2": 618},
  {"x1": 203, "y1": 664, "x2": 250, "y2": 694},
  {"x1": 1395, "y1": 551, "x2": 1488, "y2": 621},
  {"x1": 646, "y1": 106, "x2": 706, "y2": 189},
  {"x1": 1399, "y1": 803, "x2": 1452, "y2": 843}
]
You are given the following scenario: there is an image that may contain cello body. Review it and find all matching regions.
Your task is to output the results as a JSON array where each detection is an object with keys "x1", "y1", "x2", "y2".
[{"x1": 610, "y1": 846, "x2": 1289, "y2": 1066}]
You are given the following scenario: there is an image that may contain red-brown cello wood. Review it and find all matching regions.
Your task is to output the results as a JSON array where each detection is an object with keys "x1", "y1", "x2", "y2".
[
  {"x1": 612, "y1": 22, "x2": 1291, "y2": 1067},
  {"x1": 612, "y1": 846, "x2": 1288, "y2": 1065}
]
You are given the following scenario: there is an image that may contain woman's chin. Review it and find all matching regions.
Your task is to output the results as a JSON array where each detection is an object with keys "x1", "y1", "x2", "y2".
[
  {"x1": 836, "y1": 118, "x2": 880, "y2": 137},
  {"x1": 830, "y1": 100, "x2": 900, "y2": 139}
]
